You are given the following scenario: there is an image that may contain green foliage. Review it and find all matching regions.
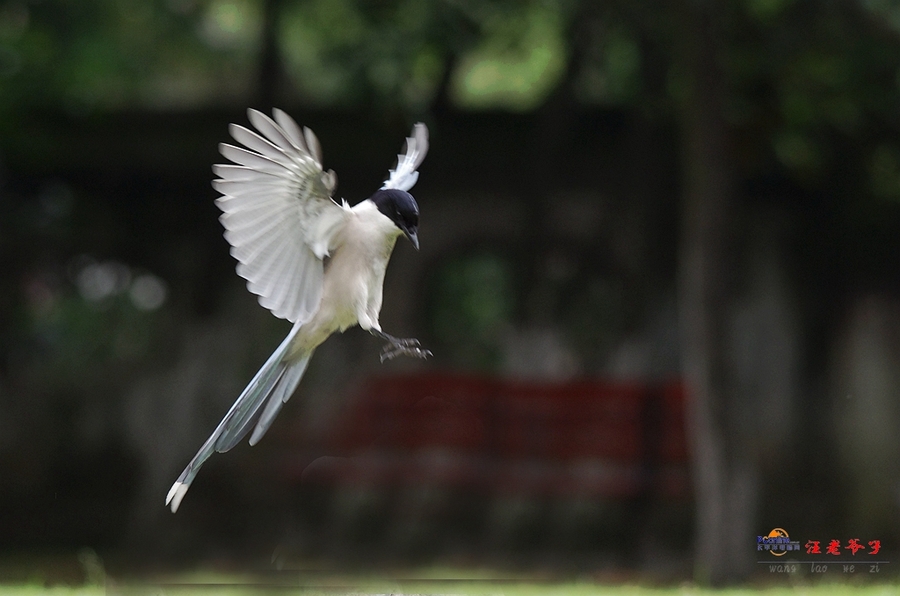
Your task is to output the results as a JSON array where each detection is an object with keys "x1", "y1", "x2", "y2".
[
  {"x1": 0, "y1": 0, "x2": 260, "y2": 115},
  {"x1": 689, "y1": 0, "x2": 900, "y2": 211},
  {"x1": 279, "y1": 0, "x2": 445, "y2": 109},
  {"x1": 450, "y1": 0, "x2": 569, "y2": 111},
  {"x1": 429, "y1": 252, "x2": 516, "y2": 371},
  {"x1": 574, "y1": 26, "x2": 641, "y2": 106},
  {"x1": 869, "y1": 144, "x2": 900, "y2": 201},
  {"x1": 0, "y1": 0, "x2": 581, "y2": 115}
]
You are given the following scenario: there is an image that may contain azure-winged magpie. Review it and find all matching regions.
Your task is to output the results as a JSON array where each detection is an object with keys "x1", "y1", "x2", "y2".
[{"x1": 166, "y1": 109, "x2": 430, "y2": 512}]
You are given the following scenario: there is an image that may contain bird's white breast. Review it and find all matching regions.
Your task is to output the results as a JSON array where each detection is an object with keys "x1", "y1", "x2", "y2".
[{"x1": 293, "y1": 200, "x2": 400, "y2": 350}]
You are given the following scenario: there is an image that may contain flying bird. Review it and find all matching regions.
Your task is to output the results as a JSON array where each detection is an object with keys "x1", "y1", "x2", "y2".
[{"x1": 166, "y1": 109, "x2": 431, "y2": 513}]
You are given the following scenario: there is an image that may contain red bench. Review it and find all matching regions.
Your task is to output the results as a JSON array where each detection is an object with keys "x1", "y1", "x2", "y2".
[{"x1": 295, "y1": 373, "x2": 689, "y2": 501}]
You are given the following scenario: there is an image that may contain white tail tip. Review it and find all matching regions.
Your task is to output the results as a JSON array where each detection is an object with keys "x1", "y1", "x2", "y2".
[{"x1": 166, "y1": 482, "x2": 189, "y2": 513}]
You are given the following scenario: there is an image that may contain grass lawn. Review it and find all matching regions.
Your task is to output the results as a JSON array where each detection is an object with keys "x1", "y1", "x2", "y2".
[
  {"x1": 1, "y1": 554, "x2": 897, "y2": 595},
  {"x1": 2, "y1": 576, "x2": 900, "y2": 595}
]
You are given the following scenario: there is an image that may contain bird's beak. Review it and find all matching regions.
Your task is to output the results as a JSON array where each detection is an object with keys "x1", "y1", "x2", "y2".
[{"x1": 404, "y1": 228, "x2": 420, "y2": 250}]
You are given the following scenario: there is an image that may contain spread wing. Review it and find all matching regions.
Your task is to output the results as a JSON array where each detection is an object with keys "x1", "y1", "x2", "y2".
[
  {"x1": 214, "y1": 108, "x2": 347, "y2": 323},
  {"x1": 381, "y1": 122, "x2": 429, "y2": 192}
]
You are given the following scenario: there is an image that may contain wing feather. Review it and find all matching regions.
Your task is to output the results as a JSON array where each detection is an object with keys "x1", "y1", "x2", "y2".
[
  {"x1": 244, "y1": 233, "x2": 293, "y2": 297},
  {"x1": 381, "y1": 122, "x2": 429, "y2": 192},
  {"x1": 247, "y1": 109, "x2": 302, "y2": 155},
  {"x1": 213, "y1": 164, "x2": 284, "y2": 183},
  {"x1": 218, "y1": 143, "x2": 288, "y2": 174},
  {"x1": 214, "y1": 109, "x2": 347, "y2": 323},
  {"x1": 303, "y1": 127, "x2": 323, "y2": 164},
  {"x1": 219, "y1": 201, "x2": 286, "y2": 229},
  {"x1": 228, "y1": 124, "x2": 298, "y2": 166},
  {"x1": 224, "y1": 205, "x2": 292, "y2": 252},
  {"x1": 214, "y1": 184, "x2": 287, "y2": 204},
  {"x1": 272, "y1": 108, "x2": 309, "y2": 153}
]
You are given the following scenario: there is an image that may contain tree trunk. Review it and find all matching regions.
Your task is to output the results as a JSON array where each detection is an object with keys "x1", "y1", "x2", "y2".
[
  {"x1": 677, "y1": 2, "x2": 755, "y2": 585},
  {"x1": 257, "y1": 0, "x2": 283, "y2": 111}
]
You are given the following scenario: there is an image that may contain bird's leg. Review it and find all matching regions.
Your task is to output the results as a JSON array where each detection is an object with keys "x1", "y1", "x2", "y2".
[{"x1": 371, "y1": 329, "x2": 432, "y2": 362}]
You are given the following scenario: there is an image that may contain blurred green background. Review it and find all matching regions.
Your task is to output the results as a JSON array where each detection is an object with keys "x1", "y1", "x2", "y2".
[{"x1": 2, "y1": 0, "x2": 900, "y2": 588}]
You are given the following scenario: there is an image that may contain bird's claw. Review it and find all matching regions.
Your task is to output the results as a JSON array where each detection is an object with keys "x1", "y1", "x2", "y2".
[{"x1": 379, "y1": 337, "x2": 432, "y2": 362}]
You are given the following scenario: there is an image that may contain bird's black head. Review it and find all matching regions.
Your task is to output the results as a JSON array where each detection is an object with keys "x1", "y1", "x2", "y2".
[{"x1": 370, "y1": 188, "x2": 420, "y2": 250}]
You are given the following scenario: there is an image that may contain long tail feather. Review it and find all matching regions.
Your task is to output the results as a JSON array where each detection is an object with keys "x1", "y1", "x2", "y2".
[
  {"x1": 249, "y1": 356, "x2": 309, "y2": 446},
  {"x1": 166, "y1": 324, "x2": 311, "y2": 513}
]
